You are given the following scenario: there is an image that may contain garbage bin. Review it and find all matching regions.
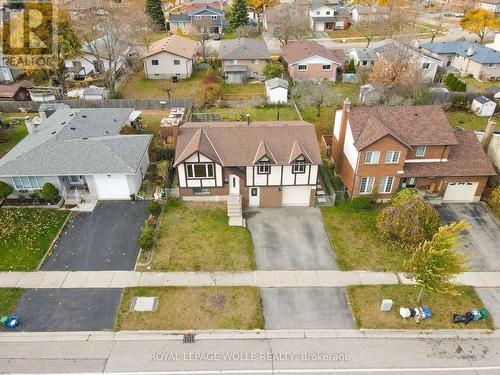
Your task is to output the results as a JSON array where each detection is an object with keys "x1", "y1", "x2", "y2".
[{"x1": 172, "y1": 76, "x2": 178, "y2": 83}]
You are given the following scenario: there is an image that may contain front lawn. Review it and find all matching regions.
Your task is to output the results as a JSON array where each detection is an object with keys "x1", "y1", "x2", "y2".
[
  {"x1": 121, "y1": 70, "x2": 204, "y2": 99},
  {"x1": 0, "y1": 208, "x2": 69, "y2": 271},
  {"x1": 347, "y1": 285, "x2": 494, "y2": 330},
  {"x1": 445, "y1": 111, "x2": 489, "y2": 131},
  {"x1": 143, "y1": 200, "x2": 255, "y2": 271},
  {"x1": 115, "y1": 287, "x2": 264, "y2": 330},
  {"x1": 204, "y1": 106, "x2": 299, "y2": 121},
  {"x1": 0, "y1": 288, "x2": 23, "y2": 317},
  {"x1": 321, "y1": 204, "x2": 407, "y2": 271},
  {"x1": 0, "y1": 115, "x2": 28, "y2": 158}
]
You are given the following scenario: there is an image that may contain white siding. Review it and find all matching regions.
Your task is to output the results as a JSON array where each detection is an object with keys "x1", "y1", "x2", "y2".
[
  {"x1": 268, "y1": 166, "x2": 282, "y2": 185},
  {"x1": 267, "y1": 87, "x2": 288, "y2": 104},
  {"x1": 177, "y1": 152, "x2": 222, "y2": 188},
  {"x1": 246, "y1": 166, "x2": 253, "y2": 185},
  {"x1": 143, "y1": 51, "x2": 193, "y2": 79},
  {"x1": 309, "y1": 165, "x2": 318, "y2": 185},
  {"x1": 333, "y1": 110, "x2": 342, "y2": 139},
  {"x1": 281, "y1": 166, "x2": 294, "y2": 185},
  {"x1": 127, "y1": 151, "x2": 150, "y2": 196},
  {"x1": 344, "y1": 122, "x2": 359, "y2": 170}
]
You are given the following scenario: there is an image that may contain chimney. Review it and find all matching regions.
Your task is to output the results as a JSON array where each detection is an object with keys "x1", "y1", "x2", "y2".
[
  {"x1": 334, "y1": 98, "x2": 351, "y2": 172},
  {"x1": 481, "y1": 117, "x2": 496, "y2": 151},
  {"x1": 467, "y1": 45, "x2": 474, "y2": 57}
]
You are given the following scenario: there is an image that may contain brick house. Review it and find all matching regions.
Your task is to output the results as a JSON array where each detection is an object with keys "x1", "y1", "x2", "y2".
[
  {"x1": 281, "y1": 39, "x2": 342, "y2": 82},
  {"x1": 327, "y1": 101, "x2": 496, "y2": 202}
]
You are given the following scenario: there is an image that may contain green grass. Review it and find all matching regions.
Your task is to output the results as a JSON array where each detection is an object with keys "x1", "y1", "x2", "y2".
[
  {"x1": 347, "y1": 285, "x2": 494, "y2": 329},
  {"x1": 0, "y1": 288, "x2": 23, "y2": 317},
  {"x1": 142, "y1": 200, "x2": 255, "y2": 271},
  {"x1": 321, "y1": 204, "x2": 407, "y2": 271},
  {"x1": 121, "y1": 70, "x2": 204, "y2": 99},
  {"x1": 445, "y1": 111, "x2": 489, "y2": 131},
  {"x1": 461, "y1": 76, "x2": 497, "y2": 92},
  {"x1": 115, "y1": 287, "x2": 264, "y2": 330},
  {"x1": 0, "y1": 208, "x2": 69, "y2": 271},
  {"x1": 0, "y1": 115, "x2": 28, "y2": 158},
  {"x1": 204, "y1": 106, "x2": 299, "y2": 121}
]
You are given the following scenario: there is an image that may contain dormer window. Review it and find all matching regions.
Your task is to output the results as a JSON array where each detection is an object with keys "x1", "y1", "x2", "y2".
[
  {"x1": 292, "y1": 156, "x2": 307, "y2": 173},
  {"x1": 257, "y1": 156, "x2": 271, "y2": 174},
  {"x1": 415, "y1": 145, "x2": 426, "y2": 157}
]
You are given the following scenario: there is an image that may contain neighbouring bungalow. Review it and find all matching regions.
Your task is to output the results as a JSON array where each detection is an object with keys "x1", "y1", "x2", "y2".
[
  {"x1": 281, "y1": 39, "x2": 342, "y2": 82},
  {"x1": 0, "y1": 80, "x2": 32, "y2": 101},
  {"x1": 219, "y1": 38, "x2": 270, "y2": 83},
  {"x1": 326, "y1": 101, "x2": 496, "y2": 202},
  {"x1": 0, "y1": 108, "x2": 152, "y2": 205},
  {"x1": 141, "y1": 35, "x2": 198, "y2": 79},
  {"x1": 308, "y1": 3, "x2": 349, "y2": 31},
  {"x1": 349, "y1": 4, "x2": 389, "y2": 23}
]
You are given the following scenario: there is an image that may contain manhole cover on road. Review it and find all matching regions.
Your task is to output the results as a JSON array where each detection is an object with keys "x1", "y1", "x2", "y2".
[{"x1": 131, "y1": 297, "x2": 158, "y2": 312}]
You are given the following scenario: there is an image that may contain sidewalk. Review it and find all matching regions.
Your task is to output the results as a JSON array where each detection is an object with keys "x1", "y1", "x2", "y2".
[{"x1": 1, "y1": 271, "x2": 500, "y2": 288}]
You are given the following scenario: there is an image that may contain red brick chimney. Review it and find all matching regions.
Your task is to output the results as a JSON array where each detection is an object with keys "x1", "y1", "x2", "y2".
[{"x1": 334, "y1": 98, "x2": 351, "y2": 173}]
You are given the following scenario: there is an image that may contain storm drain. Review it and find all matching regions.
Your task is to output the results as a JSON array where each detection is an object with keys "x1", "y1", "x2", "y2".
[
  {"x1": 183, "y1": 333, "x2": 195, "y2": 343},
  {"x1": 130, "y1": 297, "x2": 158, "y2": 312}
]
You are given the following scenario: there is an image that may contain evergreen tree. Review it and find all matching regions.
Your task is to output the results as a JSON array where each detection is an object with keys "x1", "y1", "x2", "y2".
[
  {"x1": 145, "y1": 0, "x2": 166, "y2": 31},
  {"x1": 230, "y1": 0, "x2": 249, "y2": 30},
  {"x1": 347, "y1": 60, "x2": 356, "y2": 74}
]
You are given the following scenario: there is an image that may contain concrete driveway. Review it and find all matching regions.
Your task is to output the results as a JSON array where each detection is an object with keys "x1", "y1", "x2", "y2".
[
  {"x1": 12, "y1": 288, "x2": 122, "y2": 331},
  {"x1": 42, "y1": 201, "x2": 149, "y2": 271},
  {"x1": 246, "y1": 208, "x2": 337, "y2": 270},
  {"x1": 436, "y1": 203, "x2": 500, "y2": 271},
  {"x1": 261, "y1": 287, "x2": 354, "y2": 329},
  {"x1": 475, "y1": 288, "x2": 500, "y2": 328}
]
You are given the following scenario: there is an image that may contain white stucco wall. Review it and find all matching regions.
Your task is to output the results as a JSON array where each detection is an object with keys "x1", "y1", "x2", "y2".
[{"x1": 143, "y1": 51, "x2": 193, "y2": 79}]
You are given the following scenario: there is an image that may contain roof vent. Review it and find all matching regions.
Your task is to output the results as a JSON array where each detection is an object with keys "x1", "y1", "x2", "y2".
[
  {"x1": 105, "y1": 130, "x2": 110, "y2": 134},
  {"x1": 70, "y1": 127, "x2": 76, "y2": 130},
  {"x1": 61, "y1": 121, "x2": 66, "y2": 125},
  {"x1": 83, "y1": 137, "x2": 88, "y2": 140},
  {"x1": 82, "y1": 115, "x2": 87, "y2": 118},
  {"x1": 51, "y1": 131, "x2": 56, "y2": 134}
]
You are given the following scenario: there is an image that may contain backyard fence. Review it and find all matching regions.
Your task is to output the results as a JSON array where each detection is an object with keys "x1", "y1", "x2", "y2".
[
  {"x1": 0, "y1": 98, "x2": 193, "y2": 112},
  {"x1": 190, "y1": 112, "x2": 222, "y2": 122}
]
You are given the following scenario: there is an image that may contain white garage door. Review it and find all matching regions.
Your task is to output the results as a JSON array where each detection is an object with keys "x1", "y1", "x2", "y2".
[
  {"x1": 282, "y1": 186, "x2": 311, "y2": 206},
  {"x1": 93, "y1": 175, "x2": 131, "y2": 200},
  {"x1": 443, "y1": 182, "x2": 478, "y2": 202}
]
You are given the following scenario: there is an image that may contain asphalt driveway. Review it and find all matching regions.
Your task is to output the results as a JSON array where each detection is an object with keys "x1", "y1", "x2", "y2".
[
  {"x1": 246, "y1": 208, "x2": 338, "y2": 270},
  {"x1": 261, "y1": 287, "x2": 354, "y2": 329},
  {"x1": 12, "y1": 288, "x2": 122, "y2": 331},
  {"x1": 42, "y1": 201, "x2": 149, "y2": 271},
  {"x1": 436, "y1": 203, "x2": 500, "y2": 271}
]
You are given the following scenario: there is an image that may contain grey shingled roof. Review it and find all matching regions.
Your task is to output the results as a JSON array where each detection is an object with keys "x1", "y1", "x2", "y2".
[
  {"x1": 82, "y1": 87, "x2": 107, "y2": 96},
  {"x1": 421, "y1": 41, "x2": 500, "y2": 64},
  {"x1": 265, "y1": 78, "x2": 288, "y2": 89},
  {"x1": 474, "y1": 95, "x2": 493, "y2": 104},
  {"x1": 0, "y1": 108, "x2": 152, "y2": 176},
  {"x1": 349, "y1": 47, "x2": 377, "y2": 61},
  {"x1": 219, "y1": 38, "x2": 270, "y2": 60}
]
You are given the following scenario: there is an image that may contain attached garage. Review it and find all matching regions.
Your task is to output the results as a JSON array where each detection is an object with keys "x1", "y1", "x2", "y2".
[
  {"x1": 282, "y1": 186, "x2": 311, "y2": 206},
  {"x1": 93, "y1": 175, "x2": 131, "y2": 200},
  {"x1": 443, "y1": 182, "x2": 479, "y2": 202}
]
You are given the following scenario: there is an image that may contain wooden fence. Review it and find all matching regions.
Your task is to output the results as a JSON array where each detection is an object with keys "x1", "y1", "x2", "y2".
[{"x1": 0, "y1": 98, "x2": 193, "y2": 112}]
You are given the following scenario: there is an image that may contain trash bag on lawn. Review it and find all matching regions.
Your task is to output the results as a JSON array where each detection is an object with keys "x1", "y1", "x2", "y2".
[{"x1": 400, "y1": 307, "x2": 411, "y2": 318}]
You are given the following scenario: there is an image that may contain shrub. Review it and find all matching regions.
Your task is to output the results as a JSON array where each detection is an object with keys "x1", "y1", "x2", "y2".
[
  {"x1": 450, "y1": 94, "x2": 468, "y2": 110},
  {"x1": 37, "y1": 183, "x2": 60, "y2": 201},
  {"x1": 263, "y1": 60, "x2": 286, "y2": 79},
  {"x1": 351, "y1": 197, "x2": 371, "y2": 210},
  {"x1": 137, "y1": 223, "x2": 155, "y2": 250},
  {"x1": 346, "y1": 59, "x2": 356, "y2": 74},
  {"x1": 0, "y1": 181, "x2": 13, "y2": 199},
  {"x1": 155, "y1": 145, "x2": 176, "y2": 161},
  {"x1": 391, "y1": 188, "x2": 420, "y2": 206},
  {"x1": 109, "y1": 90, "x2": 123, "y2": 99},
  {"x1": 148, "y1": 201, "x2": 161, "y2": 216},
  {"x1": 0, "y1": 129, "x2": 11, "y2": 143},
  {"x1": 377, "y1": 194, "x2": 440, "y2": 246}
]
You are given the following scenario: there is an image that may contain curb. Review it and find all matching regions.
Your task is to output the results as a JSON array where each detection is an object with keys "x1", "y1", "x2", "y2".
[{"x1": 0, "y1": 328, "x2": 497, "y2": 342}]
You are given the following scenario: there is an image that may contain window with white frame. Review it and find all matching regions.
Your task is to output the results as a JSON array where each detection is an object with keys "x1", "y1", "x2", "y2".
[
  {"x1": 422, "y1": 62, "x2": 431, "y2": 70},
  {"x1": 211, "y1": 15, "x2": 218, "y2": 20},
  {"x1": 489, "y1": 63, "x2": 497, "y2": 68},
  {"x1": 152, "y1": 59, "x2": 159, "y2": 66},
  {"x1": 362, "y1": 60, "x2": 368, "y2": 66},
  {"x1": 257, "y1": 163, "x2": 271, "y2": 174},
  {"x1": 230, "y1": 59, "x2": 238, "y2": 64},
  {"x1": 173, "y1": 59, "x2": 180, "y2": 65},
  {"x1": 69, "y1": 175, "x2": 84, "y2": 184},
  {"x1": 186, "y1": 163, "x2": 214, "y2": 178},
  {"x1": 12, "y1": 176, "x2": 44, "y2": 190},
  {"x1": 364, "y1": 151, "x2": 380, "y2": 164},
  {"x1": 322, "y1": 64, "x2": 331, "y2": 70},
  {"x1": 415, "y1": 145, "x2": 426, "y2": 157},
  {"x1": 252, "y1": 59, "x2": 259, "y2": 64},
  {"x1": 379, "y1": 176, "x2": 394, "y2": 194},
  {"x1": 298, "y1": 64, "x2": 307, "y2": 71},
  {"x1": 292, "y1": 161, "x2": 306, "y2": 173},
  {"x1": 359, "y1": 176, "x2": 375, "y2": 194},
  {"x1": 316, "y1": 10, "x2": 320, "y2": 15},
  {"x1": 385, "y1": 151, "x2": 400, "y2": 164},
  {"x1": 326, "y1": 10, "x2": 331, "y2": 15}
]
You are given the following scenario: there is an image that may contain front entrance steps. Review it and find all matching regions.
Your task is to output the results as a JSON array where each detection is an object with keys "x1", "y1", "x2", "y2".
[{"x1": 227, "y1": 194, "x2": 245, "y2": 227}]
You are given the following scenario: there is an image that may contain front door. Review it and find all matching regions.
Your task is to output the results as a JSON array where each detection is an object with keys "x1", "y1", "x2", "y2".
[
  {"x1": 249, "y1": 187, "x2": 260, "y2": 207},
  {"x1": 229, "y1": 175, "x2": 240, "y2": 195}
]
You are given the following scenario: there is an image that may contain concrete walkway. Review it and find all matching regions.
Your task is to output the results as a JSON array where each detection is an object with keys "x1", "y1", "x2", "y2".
[{"x1": 1, "y1": 271, "x2": 500, "y2": 288}]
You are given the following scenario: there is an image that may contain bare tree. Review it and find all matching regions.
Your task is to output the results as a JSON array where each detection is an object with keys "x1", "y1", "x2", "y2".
[
  {"x1": 292, "y1": 80, "x2": 334, "y2": 117},
  {"x1": 132, "y1": 8, "x2": 161, "y2": 50},
  {"x1": 192, "y1": 18, "x2": 213, "y2": 61},
  {"x1": 353, "y1": 16, "x2": 386, "y2": 47},
  {"x1": 160, "y1": 81, "x2": 174, "y2": 99},
  {"x1": 272, "y1": 4, "x2": 309, "y2": 45}
]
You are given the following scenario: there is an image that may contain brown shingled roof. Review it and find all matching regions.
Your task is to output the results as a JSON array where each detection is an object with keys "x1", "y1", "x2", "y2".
[
  {"x1": 281, "y1": 39, "x2": 342, "y2": 65},
  {"x1": 174, "y1": 121, "x2": 322, "y2": 167},
  {"x1": 141, "y1": 35, "x2": 198, "y2": 60},
  {"x1": 401, "y1": 130, "x2": 496, "y2": 178},
  {"x1": 348, "y1": 105, "x2": 459, "y2": 150}
]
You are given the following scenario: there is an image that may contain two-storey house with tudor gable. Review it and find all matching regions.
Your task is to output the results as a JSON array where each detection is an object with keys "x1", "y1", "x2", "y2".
[
  {"x1": 173, "y1": 121, "x2": 322, "y2": 212},
  {"x1": 328, "y1": 101, "x2": 496, "y2": 202}
]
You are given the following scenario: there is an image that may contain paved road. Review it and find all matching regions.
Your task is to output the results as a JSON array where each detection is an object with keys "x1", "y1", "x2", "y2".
[{"x1": 1, "y1": 335, "x2": 500, "y2": 373}]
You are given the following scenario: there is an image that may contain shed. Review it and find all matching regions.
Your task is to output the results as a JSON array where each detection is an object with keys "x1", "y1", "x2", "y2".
[
  {"x1": 471, "y1": 95, "x2": 497, "y2": 117},
  {"x1": 265, "y1": 78, "x2": 288, "y2": 104},
  {"x1": 82, "y1": 87, "x2": 109, "y2": 100}
]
